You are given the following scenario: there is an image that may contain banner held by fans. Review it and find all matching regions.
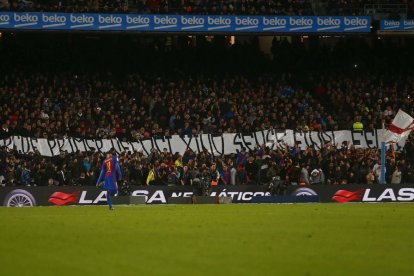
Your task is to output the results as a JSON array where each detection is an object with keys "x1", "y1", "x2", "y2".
[{"x1": 0, "y1": 128, "x2": 409, "y2": 157}]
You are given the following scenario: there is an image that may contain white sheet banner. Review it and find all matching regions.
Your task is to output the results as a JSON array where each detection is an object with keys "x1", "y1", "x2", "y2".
[{"x1": 0, "y1": 129, "x2": 407, "y2": 157}]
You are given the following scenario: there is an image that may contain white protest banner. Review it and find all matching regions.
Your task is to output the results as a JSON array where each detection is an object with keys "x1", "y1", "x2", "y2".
[{"x1": 0, "y1": 129, "x2": 408, "y2": 157}]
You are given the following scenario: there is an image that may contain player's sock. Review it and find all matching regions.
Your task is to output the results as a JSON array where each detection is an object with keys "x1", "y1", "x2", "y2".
[{"x1": 107, "y1": 190, "x2": 113, "y2": 209}]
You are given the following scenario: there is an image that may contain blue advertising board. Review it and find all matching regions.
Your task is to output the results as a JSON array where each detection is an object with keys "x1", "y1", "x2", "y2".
[
  {"x1": 380, "y1": 19, "x2": 414, "y2": 31},
  {"x1": 0, "y1": 12, "x2": 371, "y2": 33}
]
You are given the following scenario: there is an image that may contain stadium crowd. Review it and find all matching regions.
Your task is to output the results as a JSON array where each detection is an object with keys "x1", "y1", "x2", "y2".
[
  {"x1": 0, "y1": 34, "x2": 414, "y2": 186},
  {"x1": 1, "y1": 0, "x2": 412, "y2": 16},
  {"x1": 1, "y1": 37, "x2": 414, "y2": 140},
  {"x1": 0, "y1": 70, "x2": 413, "y2": 140},
  {"x1": 1, "y1": 136, "x2": 414, "y2": 187},
  {"x1": 0, "y1": 0, "x2": 313, "y2": 15}
]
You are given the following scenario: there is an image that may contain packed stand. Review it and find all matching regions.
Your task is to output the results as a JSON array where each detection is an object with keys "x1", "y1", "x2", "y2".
[
  {"x1": 1, "y1": 135, "x2": 414, "y2": 188},
  {"x1": 0, "y1": 36, "x2": 414, "y2": 140},
  {"x1": 0, "y1": 0, "x2": 315, "y2": 15},
  {"x1": 3, "y1": 0, "x2": 408, "y2": 15},
  {"x1": 1, "y1": 70, "x2": 413, "y2": 140},
  {"x1": 1, "y1": 34, "x2": 414, "y2": 186}
]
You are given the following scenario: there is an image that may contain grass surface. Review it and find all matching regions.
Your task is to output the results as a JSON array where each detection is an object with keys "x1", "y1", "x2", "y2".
[{"x1": 0, "y1": 204, "x2": 413, "y2": 276}]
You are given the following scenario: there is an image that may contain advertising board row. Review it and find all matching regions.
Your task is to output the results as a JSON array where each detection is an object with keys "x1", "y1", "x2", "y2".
[
  {"x1": 0, "y1": 12, "x2": 370, "y2": 33},
  {"x1": 1, "y1": 185, "x2": 413, "y2": 207},
  {"x1": 2, "y1": 12, "x2": 413, "y2": 34},
  {"x1": 380, "y1": 19, "x2": 414, "y2": 31}
]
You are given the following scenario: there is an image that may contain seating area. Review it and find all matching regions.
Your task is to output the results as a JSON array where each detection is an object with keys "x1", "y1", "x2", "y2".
[
  {"x1": 0, "y1": 33, "x2": 413, "y2": 187},
  {"x1": 1, "y1": 0, "x2": 411, "y2": 16}
]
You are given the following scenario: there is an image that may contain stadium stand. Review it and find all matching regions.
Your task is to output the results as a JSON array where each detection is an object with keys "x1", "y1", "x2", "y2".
[
  {"x1": 0, "y1": 32, "x2": 413, "y2": 187},
  {"x1": 1, "y1": 0, "x2": 411, "y2": 17},
  {"x1": 1, "y1": 135, "x2": 413, "y2": 186},
  {"x1": 0, "y1": 35, "x2": 413, "y2": 139}
]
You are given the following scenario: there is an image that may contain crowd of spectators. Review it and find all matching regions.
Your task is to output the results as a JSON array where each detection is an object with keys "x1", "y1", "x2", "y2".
[
  {"x1": 1, "y1": 37, "x2": 413, "y2": 140},
  {"x1": 1, "y1": 136, "x2": 414, "y2": 188},
  {"x1": 1, "y1": 0, "x2": 313, "y2": 15},
  {"x1": 0, "y1": 69, "x2": 413, "y2": 140},
  {"x1": 0, "y1": 34, "x2": 414, "y2": 186},
  {"x1": 1, "y1": 0, "x2": 412, "y2": 16}
]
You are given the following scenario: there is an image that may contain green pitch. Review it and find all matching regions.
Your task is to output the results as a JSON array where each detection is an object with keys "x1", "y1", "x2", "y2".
[{"x1": 0, "y1": 204, "x2": 413, "y2": 276}]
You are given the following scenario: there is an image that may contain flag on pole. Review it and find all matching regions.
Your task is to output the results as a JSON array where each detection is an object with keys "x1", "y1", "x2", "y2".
[{"x1": 383, "y1": 109, "x2": 414, "y2": 144}]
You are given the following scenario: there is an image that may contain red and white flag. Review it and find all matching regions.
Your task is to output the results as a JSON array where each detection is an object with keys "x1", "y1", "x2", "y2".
[{"x1": 383, "y1": 109, "x2": 414, "y2": 144}]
